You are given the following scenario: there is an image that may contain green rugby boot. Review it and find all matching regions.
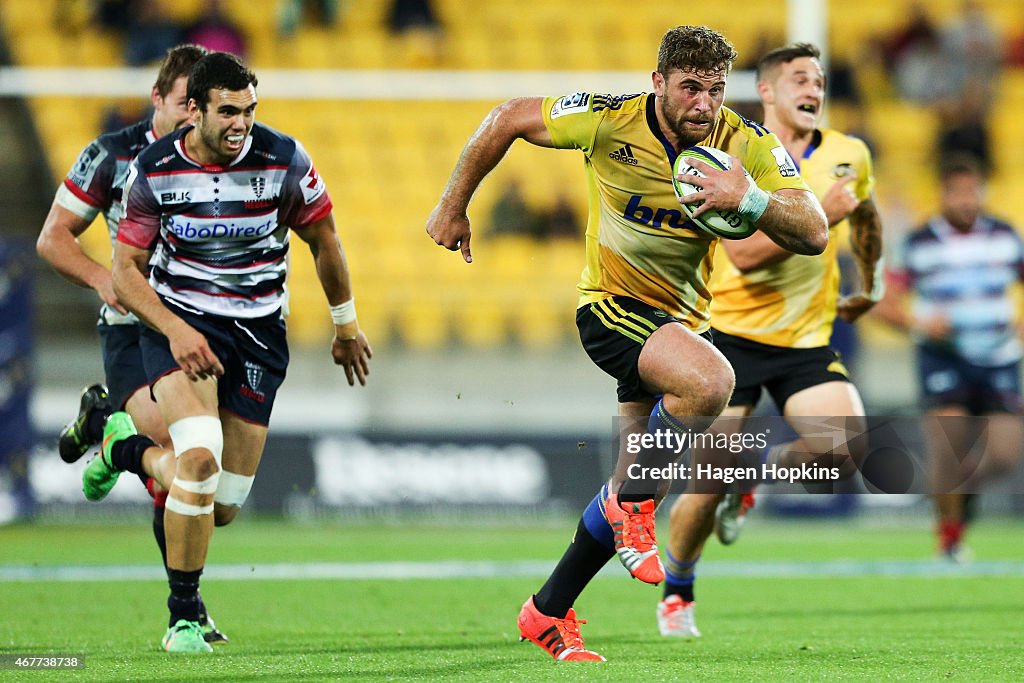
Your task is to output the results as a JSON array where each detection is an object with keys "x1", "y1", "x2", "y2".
[
  {"x1": 162, "y1": 620, "x2": 213, "y2": 653},
  {"x1": 81, "y1": 411, "x2": 136, "y2": 501}
]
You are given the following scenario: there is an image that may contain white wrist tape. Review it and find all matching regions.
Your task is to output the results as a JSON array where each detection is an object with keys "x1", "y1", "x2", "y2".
[
  {"x1": 738, "y1": 177, "x2": 770, "y2": 222},
  {"x1": 865, "y1": 256, "x2": 886, "y2": 302},
  {"x1": 215, "y1": 470, "x2": 256, "y2": 507},
  {"x1": 329, "y1": 298, "x2": 357, "y2": 325}
]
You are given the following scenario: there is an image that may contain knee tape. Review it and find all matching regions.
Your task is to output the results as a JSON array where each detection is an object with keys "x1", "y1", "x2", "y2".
[
  {"x1": 214, "y1": 470, "x2": 256, "y2": 507},
  {"x1": 168, "y1": 415, "x2": 224, "y2": 466},
  {"x1": 165, "y1": 473, "x2": 220, "y2": 517}
]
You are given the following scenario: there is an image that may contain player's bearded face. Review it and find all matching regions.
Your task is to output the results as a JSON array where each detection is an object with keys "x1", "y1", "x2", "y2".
[
  {"x1": 194, "y1": 86, "x2": 257, "y2": 164},
  {"x1": 656, "y1": 67, "x2": 727, "y2": 147}
]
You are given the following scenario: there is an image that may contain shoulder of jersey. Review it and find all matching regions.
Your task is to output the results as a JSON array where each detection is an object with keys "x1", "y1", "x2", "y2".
[
  {"x1": 96, "y1": 119, "x2": 151, "y2": 154},
  {"x1": 717, "y1": 106, "x2": 771, "y2": 138},
  {"x1": 248, "y1": 122, "x2": 298, "y2": 157}
]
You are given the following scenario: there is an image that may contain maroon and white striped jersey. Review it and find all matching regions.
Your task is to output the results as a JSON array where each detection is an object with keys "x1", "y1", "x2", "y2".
[{"x1": 117, "y1": 122, "x2": 332, "y2": 319}]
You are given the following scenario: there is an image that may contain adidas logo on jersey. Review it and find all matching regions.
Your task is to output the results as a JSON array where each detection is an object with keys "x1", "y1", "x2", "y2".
[{"x1": 609, "y1": 144, "x2": 638, "y2": 166}]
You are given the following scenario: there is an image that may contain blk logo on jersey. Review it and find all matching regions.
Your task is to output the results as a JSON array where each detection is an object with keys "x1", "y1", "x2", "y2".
[{"x1": 160, "y1": 190, "x2": 192, "y2": 204}]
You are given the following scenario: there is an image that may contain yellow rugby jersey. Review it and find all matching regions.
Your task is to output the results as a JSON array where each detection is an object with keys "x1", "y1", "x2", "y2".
[
  {"x1": 542, "y1": 92, "x2": 810, "y2": 332},
  {"x1": 708, "y1": 128, "x2": 874, "y2": 347}
]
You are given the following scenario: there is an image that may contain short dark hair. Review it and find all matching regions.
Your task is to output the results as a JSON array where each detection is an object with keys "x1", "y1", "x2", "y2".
[
  {"x1": 187, "y1": 52, "x2": 258, "y2": 112},
  {"x1": 657, "y1": 26, "x2": 738, "y2": 77},
  {"x1": 154, "y1": 44, "x2": 208, "y2": 98},
  {"x1": 939, "y1": 153, "x2": 986, "y2": 183},
  {"x1": 756, "y1": 42, "x2": 821, "y2": 82}
]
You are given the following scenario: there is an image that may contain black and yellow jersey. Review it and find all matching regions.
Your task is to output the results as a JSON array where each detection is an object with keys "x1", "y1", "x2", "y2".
[
  {"x1": 542, "y1": 91, "x2": 809, "y2": 332},
  {"x1": 709, "y1": 128, "x2": 873, "y2": 347}
]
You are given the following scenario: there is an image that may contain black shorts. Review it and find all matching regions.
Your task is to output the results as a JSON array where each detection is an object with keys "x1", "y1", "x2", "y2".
[
  {"x1": 577, "y1": 296, "x2": 688, "y2": 403},
  {"x1": 917, "y1": 344, "x2": 1023, "y2": 415},
  {"x1": 98, "y1": 322, "x2": 150, "y2": 411},
  {"x1": 139, "y1": 301, "x2": 289, "y2": 426},
  {"x1": 712, "y1": 329, "x2": 850, "y2": 410}
]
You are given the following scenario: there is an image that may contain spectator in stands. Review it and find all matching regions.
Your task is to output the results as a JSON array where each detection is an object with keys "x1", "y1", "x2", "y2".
[
  {"x1": 886, "y1": 4, "x2": 947, "y2": 104},
  {"x1": 542, "y1": 194, "x2": 582, "y2": 240},
  {"x1": 124, "y1": 0, "x2": 184, "y2": 66},
  {"x1": 940, "y1": 0, "x2": 1001, "y2": 108},
  {"x1": 935, "y1": 84, "x2": 992, "y2": 175},
  {"x1": 488, "y1": 180, "x2": 544, "y2": 239},
  {"x1": 277, "y1": 0, "x2": 340, "y2": 38},
  {"x1": 182, "y1": 0, "x2": 248, "y2": 59},
  {"x1": 387, "y1": 0, "x2": 441, "y2": 34}
]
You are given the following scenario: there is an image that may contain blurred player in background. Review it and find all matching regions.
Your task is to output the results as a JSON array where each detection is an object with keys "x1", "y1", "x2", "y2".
[
  {"x1": 873, "y1": 154, "x2": 1024, "y2": 562},
  {"x1": 427, "y1": 26, "x2": 827, "y2": 662},
  {"x1": 84, "y1": 52, "x2": 372, "y2": 653},
  {"x1": 657, "y1": 42, "x2": 885, "y2": 638},
  {"x1": 33, "y1": 44, "x2": 231, "y2": 643}
]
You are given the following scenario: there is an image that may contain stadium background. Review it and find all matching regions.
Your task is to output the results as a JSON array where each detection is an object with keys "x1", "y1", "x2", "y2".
[{"x1": 0, "y1": 0, "x2": 1022, "y2": 560}]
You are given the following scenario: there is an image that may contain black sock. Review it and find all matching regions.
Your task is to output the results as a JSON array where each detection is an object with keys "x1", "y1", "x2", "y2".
[
  {"x1": 533, "y1": 518, "x2": 615, "y2": 618},
  {"x1": 167, "y1": 568, "x2": 203, "y2": 626},
  {"x1": 663, "y1": 582, "x2": 696, "y2": 602},
  {"x1": 109, "y1": 434, "x2": 156, "y2": 474},
  {"x1": 152, "y1": 506, "x2": 168, "y2": 568}
]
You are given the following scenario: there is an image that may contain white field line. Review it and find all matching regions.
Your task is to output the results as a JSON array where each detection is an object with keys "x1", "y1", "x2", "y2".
[{"x1": 2, "y1": 559, "x2": 1023, "y2": 582}]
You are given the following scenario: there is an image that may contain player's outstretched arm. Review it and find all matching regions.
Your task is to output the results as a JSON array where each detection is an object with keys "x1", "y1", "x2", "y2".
[
  {"x1": 837, "y1": 195, "x2": 885, "y2": 323},
  {"x1": 293, "y1": 214, "x2": 372, "y2": 387},
  {"x1": 111, "y1": 240, "x2": 223, "y2": 381},
  {"x1": 36, "y1": 202, "x2": 127, "y2": 314},
  {"x1": 426, "y1": 97, "x2": 554, "y2": 263}
]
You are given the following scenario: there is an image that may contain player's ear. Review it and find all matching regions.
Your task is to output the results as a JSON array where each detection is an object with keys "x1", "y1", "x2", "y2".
[
  {"x1": 150, "y1": 85, "x2": 162, "y2": 108},
  {"x1": 756, "y1": 80, "x2": 772, "y2": 104},
  {"x1": 652, "y1": 70, "x2": 666, "y2": 96}
]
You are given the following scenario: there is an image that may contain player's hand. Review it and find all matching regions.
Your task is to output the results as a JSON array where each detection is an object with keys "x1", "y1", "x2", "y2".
[
  {"x1": 94, "y1": 273, "x2": 129, "y2": 315},
  {"x1": 915, "y1": 315, "x2": 952, "y2": 342},
  {"x1": 167, "y1": 321, "x2": 224, "y2": 381},
  {"x1": 331, "y1": 330, "x2": 373, "y2": 386},
  {"x1": 676, "y1": 156, "x2": 749, "y2": 220},
  {"x1": 820, "y1": 173, "x2": 859, "y2": 226},
  {"x1": 426, "y1": 204, "x2": 473, "y2": 263},
  {"x1": 836, "y1": 293, "x2": 876, "y2": 323}
]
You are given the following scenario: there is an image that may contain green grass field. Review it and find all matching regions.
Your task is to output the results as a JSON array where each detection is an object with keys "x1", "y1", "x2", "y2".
[{"x1": 2, "y1": 515, "x2": 1023, "y2": 681}]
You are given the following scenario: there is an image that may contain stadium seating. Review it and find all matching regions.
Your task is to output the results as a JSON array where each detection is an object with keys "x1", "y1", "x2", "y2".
[{"x1": 4, "y1": 0, "x2": 1023, "y2": 349}]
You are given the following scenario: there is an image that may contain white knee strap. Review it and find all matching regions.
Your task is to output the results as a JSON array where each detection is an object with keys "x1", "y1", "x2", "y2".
[
  {"x1": 168, "y1": 415, "x2": 224, "y2": 466},
  {"x1": 165, "y1": 473, "x2": 220, "y2": 517},
  {"x1": 215, "y1": 470, "x2": 256, "y2": 507}
]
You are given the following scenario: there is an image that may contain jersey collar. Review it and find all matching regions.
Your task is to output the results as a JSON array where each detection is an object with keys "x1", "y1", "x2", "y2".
[{"x1": 646, "y1": 93, "x2": 680, "y2": 167}]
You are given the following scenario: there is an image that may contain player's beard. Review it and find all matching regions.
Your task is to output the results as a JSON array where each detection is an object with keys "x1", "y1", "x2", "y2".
[
  {"x1": 198, "y1": 122, "x2": 242, "y2": 165},
  {"x1": 661, "y1": 100, "x2": 715, "y2": 147}
]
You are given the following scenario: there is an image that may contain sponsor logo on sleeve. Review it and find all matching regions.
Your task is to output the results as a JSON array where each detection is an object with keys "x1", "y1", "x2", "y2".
[
  {"x1": 770, "y1": 146, "x2": 798, "y2": 177},
  {"x1": 69, "y1": 142, "x2": 108, "y2": 190},
  {"x1": 550, "y1": 92, "x2": 590, "y2": 119},
  {"x1": 300, "y1": 165, "x2": 326, "y2": 205}
]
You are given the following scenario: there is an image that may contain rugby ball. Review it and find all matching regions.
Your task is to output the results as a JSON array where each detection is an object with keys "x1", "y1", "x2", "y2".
[{"x1": 672, "y1": 146, "x2": 758, "y2": 239}]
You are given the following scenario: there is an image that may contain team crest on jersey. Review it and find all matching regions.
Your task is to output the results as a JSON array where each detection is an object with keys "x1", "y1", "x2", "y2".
[
  {"x1": 831, "y1": 162, "x2": 856, "y2": 179},
  {"x1": 241, "y1": 361, "x2": 266, "y2": 403},
  {"x1": 550, "y1": 92, "x2": 590, "y2": 119},
  {"x1": 250, "y1": 176, "x2": 267, "y2": 199},
  {"x1": 69, "y1": 142, "x2": 108, "y2": 189},
  {"x1": 770, "y1": 146, "x2": 798, "y2": 178}
]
